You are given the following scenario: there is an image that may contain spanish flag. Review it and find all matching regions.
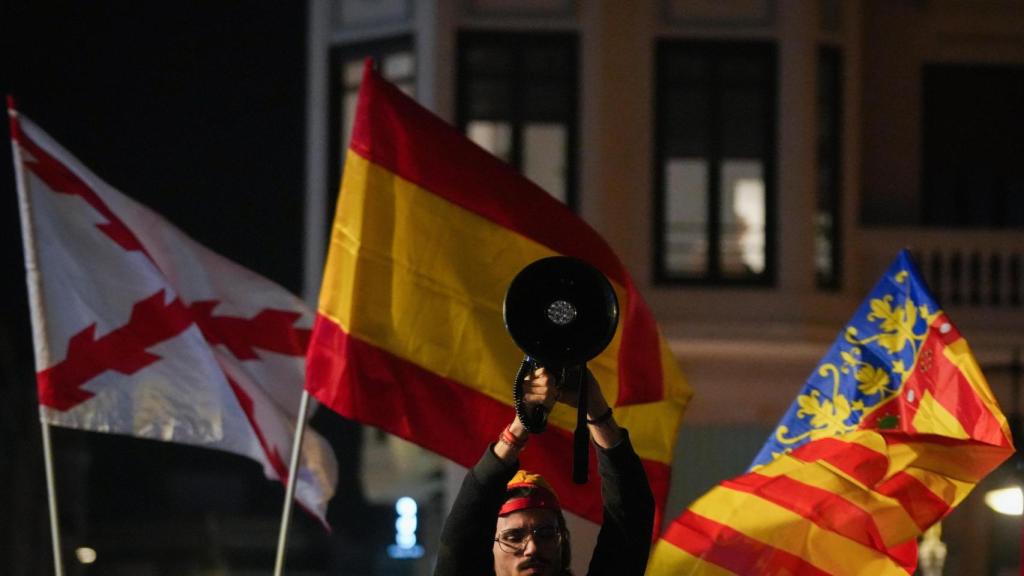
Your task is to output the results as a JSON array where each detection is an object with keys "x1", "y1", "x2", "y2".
[
  {"x1": 648, "y1": 250, "x2": 1014, "y2": 575},
  {"x1": 305, "y1": 61, "x2": 691, "y2": 525}
]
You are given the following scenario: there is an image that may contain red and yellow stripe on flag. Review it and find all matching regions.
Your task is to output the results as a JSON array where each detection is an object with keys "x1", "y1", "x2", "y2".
[
  {"x1": 648, "y1": 250, "x2": 1013, "y2": 575},
  {"x1": 305, "y1": 61, "x2": 691, "y2": 524}
]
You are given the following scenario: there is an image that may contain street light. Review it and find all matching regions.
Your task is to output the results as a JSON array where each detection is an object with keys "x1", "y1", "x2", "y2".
[{"x1": 985, "y1": 486, "x2": 1023, "y2": 516}]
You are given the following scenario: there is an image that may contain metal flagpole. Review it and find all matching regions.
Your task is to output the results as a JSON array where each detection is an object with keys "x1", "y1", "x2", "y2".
[
  {"x1": 278, "y1": 2, "x2": 336, "y2": 570},
  {"x1": 8, "y1": 98, "x2": 66, "y2": 576},
  {"x1": 277, "y1": 1, "x2": 333, "y2": 572},
  {"x1": 273, "y1": 389, "x2": 313, "y2": 576},
  {"x1": 40, "y1": 420, "x2": 66, "y2": 576}
]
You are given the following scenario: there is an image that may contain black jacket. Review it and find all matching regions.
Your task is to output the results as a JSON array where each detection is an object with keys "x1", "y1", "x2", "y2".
[{"x1": 434, "y1": 430, "x2": 655, "y2": 575}]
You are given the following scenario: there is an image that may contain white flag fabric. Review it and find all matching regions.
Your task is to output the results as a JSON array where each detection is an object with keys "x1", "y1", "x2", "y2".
[{"x1": 10, "y1": 104, "x2": 337, "y2": 524}]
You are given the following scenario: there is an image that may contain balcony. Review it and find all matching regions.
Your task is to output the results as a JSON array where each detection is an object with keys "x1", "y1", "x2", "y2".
[{"x1": 860, "y1": 228, "x2": 1024, "y2": 340}]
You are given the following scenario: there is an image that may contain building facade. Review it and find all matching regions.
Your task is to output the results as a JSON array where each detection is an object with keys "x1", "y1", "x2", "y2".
[{"x1": 309, "y1": 1, "x2": 1024, "y2": 574}]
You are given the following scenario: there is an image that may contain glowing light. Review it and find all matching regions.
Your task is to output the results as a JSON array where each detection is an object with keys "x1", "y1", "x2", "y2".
[
  {"x1": 985, "y1": 486, "x2": 1023, "y2": 516},
  {"x1": 388, "y1": 496, "x2": 424, "y2": 559},
  {"x1": 75, "y1": 547, "x2": 97, "y2": 564},
  {"x1": 733, "y1": 177, "x2": 765, "y2": 273},
  {"x1": 396, "y1": 496, "x2": 417, "y2": 517}
]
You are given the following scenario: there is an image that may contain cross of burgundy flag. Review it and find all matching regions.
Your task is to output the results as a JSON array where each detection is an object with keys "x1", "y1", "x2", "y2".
[{"x1": 9, "y1": 99, "x2": 338, "y2": 525}]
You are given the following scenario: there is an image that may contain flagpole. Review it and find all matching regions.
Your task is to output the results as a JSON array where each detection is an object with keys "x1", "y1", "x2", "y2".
[
  {"x1": 40, "y1": 419, "x2": 66, "y2": 576},
  {"x1": 273, "y1": 389, "x2": 313, "y2": 576},
  {"x1": 8, "y1": 98, "x2": 66, "y2": 576}
]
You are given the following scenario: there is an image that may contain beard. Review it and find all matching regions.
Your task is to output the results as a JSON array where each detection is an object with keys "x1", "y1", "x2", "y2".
[{"x1": 516, "y1": 557, "x2": 556, "y2": 575}]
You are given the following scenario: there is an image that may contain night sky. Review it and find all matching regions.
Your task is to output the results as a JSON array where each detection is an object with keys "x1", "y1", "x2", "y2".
[{"x1": 1, "y1": 1, "x2": 308, "y2": 294}]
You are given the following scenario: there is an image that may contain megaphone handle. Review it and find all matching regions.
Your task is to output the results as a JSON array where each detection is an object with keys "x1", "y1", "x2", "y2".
[
  {"x1": 572, "y1": 365, "x2": 589, "y2": 484},
  {"x1": 513, "y1": 356, "x2": 548, "y2": 433}
]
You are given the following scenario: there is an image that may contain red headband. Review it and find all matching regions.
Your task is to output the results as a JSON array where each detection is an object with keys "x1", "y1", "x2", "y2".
[{"x1": 499, "y1": 478, "x2": 561, "y2": 516}]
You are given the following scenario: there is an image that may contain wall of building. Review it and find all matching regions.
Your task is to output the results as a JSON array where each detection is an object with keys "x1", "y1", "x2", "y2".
[
  {"x1": 316, "y1": 1, "x2": 1024, "y2": 573},
  {"x1": 860, "y1": 0, "x2": 1024, "y2": 226}
]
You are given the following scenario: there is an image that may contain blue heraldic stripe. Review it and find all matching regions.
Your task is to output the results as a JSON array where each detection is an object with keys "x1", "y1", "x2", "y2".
[{"x1": 751, "y1": 249, "x2": 942, "y2": 468}]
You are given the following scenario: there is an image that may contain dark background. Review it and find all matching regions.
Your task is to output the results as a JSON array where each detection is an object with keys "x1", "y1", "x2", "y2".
[{"x1": 0, "y1": 2, "x2": 385, "y2": 574}]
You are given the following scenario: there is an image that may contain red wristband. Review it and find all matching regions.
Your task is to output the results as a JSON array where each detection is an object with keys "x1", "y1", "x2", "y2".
[{"x1": 499, "y1": 425, "x2": 528, "y2": 451}]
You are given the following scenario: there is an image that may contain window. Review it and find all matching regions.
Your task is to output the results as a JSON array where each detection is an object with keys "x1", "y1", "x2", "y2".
[
  {"x1": 922, "y1": 65, "x2": 1024, "y2": 228},
  {"x1": 655, "y1": 41, "x2": 777, "y2": 285},
  {"x1": 328, "y1": 38, "x2": 415, "y2": 226},
  {"x1": 457, "y1": 32, "x2": 578, "y2": 209},
  {"x1": 816, "y1": 46, "x2": 842, "y2": 289}
]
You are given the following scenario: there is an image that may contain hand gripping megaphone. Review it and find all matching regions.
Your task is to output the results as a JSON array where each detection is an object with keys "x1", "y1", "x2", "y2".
[{"x1": 503, "y1": 256, "x2": 619, "y2": 484}]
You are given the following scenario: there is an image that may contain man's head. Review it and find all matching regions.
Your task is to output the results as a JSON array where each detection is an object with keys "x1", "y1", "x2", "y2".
[{"x1": 493, "y1": 471, "x2": 571, "y2": 576}]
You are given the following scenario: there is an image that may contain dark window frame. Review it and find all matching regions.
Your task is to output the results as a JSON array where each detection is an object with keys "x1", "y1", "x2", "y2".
[
  {"x1": 327, "y1": 36, "x2": 415, "y2": 229},
  {"x1": 921, "y1": 63, "x2": 1024, "y2": 228},
  {"x1": 816, "y1": 45, "x2": 843, "y2": 291},
  {"x1": 455, "y1": 30, "x2": 580, "y2": 212},
  {"x1": 653, "y1": 40, "x2": 778, "y2": 287}
]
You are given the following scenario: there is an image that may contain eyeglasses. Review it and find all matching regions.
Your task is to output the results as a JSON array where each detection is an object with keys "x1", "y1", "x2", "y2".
[{"x1": 494, "y1": 525, "x2": 561, "y2": 554}]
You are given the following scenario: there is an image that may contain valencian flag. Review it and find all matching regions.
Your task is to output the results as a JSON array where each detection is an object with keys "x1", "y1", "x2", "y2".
[
  {"x1": 10, "y1": 102, "x2": 338, "y2": 524},
  {"x1": 305, "y1": 62, "x2": 691, "y2": 525},
  {"x1": 648, "y1": 250, "x2": 1014, "y2": 575}
]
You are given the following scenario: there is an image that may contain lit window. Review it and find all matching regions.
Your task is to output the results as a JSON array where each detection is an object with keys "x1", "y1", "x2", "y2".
[
  {"x1": 457, "y1": 32, "x2": 578, "y2": 209},
  {"x1": 655, "y1": 41, "x2": 777, "y2": 285}
]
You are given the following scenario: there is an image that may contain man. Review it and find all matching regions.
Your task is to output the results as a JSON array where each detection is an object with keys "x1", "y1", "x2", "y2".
[{"x1": 434, "y1": 366, "x2": 655, "y2": 575}]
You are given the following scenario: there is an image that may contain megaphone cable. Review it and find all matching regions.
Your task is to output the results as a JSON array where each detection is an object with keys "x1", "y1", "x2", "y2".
[{"x1": 513, "y1": 356, "x2": 548, "y2": 433}]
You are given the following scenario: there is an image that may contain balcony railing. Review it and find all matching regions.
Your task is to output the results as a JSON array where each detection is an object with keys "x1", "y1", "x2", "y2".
[{"x1": 860, "y1": 229, "x2": 1024, "y2": 324}]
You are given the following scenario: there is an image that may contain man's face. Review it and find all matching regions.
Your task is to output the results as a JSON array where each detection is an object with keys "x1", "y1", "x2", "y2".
[{"x1": 493, "y1": 508, "x2": 563, "y2": 576}]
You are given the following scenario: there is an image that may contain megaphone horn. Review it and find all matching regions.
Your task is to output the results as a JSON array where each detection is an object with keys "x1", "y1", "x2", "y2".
[
  {"x1": 503, "y1": 256, "x2": 619, "y2": 368},
  {"x1": 503, "y1": 256, "x2": 619, "y2": 484}
]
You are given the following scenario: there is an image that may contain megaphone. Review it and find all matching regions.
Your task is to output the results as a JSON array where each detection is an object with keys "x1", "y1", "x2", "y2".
[
  {"x1": 504, "y1": 256, "x2": 619, "y2": 367},
  {"x1": 503, "y1": 256, "x2": 619, "y2": 483}
]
